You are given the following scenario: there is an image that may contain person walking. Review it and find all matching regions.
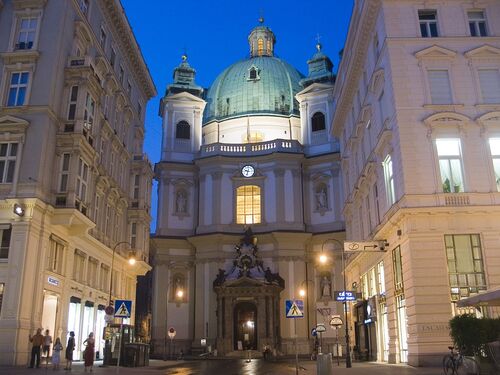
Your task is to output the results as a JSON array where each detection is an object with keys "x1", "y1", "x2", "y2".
[
  {"x1": 52, "y1": 338, "x2": 63, "y2": 370},
  {"x1": 42, "y1": 329, "x2": 52, "y2": 364},
  {"x1": 83, "y1": 332, "x2": 95, "y2": 372},
  {"x1": 64, "y1": 331, "x2": 75, "y2": 371},
  {"x1": 28, "y1": 328, "x2": 44, "y2": 368}
]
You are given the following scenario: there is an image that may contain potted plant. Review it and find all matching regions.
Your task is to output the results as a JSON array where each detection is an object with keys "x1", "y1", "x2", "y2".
[
  {"x1": 453, "y1": 184, "x2": 461, "y2": 193},
  {"x1": 443, "y1": 178, "x2": 451, "y2": 193}
]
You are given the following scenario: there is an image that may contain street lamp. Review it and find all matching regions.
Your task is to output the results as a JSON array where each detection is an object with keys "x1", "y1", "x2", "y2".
[
  {"x1": 108, "y1": 241, "x2": 135, "y2": 306},
  {"x1": 320, "y1": 239, "x2": 352, "y2": 368}
]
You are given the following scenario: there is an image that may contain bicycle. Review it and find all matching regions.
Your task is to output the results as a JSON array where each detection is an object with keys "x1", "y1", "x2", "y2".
[{"x1": 442, "y1": 346, "x2": 480, "y2": 375}]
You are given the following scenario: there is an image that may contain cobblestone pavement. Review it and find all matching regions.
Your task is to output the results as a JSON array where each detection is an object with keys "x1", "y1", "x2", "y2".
[{"x1": 0, "y1": 359, "x2": 445, "y2": 375}]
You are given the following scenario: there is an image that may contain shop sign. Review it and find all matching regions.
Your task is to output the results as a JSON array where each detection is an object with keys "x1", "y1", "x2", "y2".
[
  {"x1": 334, "y1": 290, "x2": 356, "y2": 302},
  {"x1": 47, "y1": 276, "x2": 60, "y2": 286}
]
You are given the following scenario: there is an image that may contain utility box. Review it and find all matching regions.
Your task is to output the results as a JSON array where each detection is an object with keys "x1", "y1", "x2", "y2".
[
  {"x1": 103, "y1": 324, "x2": 134, "y2": 366},
  {"x1": 317, "y1": 352, "x2": 333, "y2": 375}
]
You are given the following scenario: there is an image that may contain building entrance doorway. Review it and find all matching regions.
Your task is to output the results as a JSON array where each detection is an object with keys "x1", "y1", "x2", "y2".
[{"x1": 233, "y1": 302, "x2": 257, "y2": 350}]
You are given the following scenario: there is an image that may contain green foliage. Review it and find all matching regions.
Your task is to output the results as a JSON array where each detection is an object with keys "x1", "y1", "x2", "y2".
[{"x1": 449, "y1": 314, "x2": 500, "y2": 357}]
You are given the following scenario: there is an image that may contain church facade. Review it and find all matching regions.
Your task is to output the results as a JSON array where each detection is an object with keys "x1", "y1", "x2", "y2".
[{"x1": 150, "y1": 21, "x2": 346, "y2": 357}]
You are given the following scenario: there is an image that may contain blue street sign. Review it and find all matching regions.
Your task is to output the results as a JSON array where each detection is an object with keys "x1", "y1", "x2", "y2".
[
  {"x1": 114, "y1": 299, "x2": 132, "y2": 318},
  {"x1": 285, "y1": 299, "x2": 304, "y2": 318},
  {"x1": 311, "y1": 328, "x2": 317, "y2": 337},
  {"x1": 334, "y1": 290, "x2": 357, "y2": 302}
]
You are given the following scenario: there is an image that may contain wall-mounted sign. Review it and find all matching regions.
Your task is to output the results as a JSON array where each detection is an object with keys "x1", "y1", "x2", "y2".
[
  {"x1": 334, "y1": 290, "x2": 356, "y2": 302},
  {"x1": 47, "y1": 276, "x2": 59, "y2": 286}
]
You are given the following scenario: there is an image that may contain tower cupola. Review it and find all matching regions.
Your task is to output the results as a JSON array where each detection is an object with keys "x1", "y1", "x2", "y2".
[{"x1": 248, "y1": 17, "x2": 276, "y2": 57}]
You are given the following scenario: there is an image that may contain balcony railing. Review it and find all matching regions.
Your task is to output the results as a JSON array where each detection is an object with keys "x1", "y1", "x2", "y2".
[{"x1": 199, "y1": 139, "x2": 303, "y2": 158}]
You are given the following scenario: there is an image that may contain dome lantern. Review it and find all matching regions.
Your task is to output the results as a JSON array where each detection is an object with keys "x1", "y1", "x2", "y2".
[{"x1": 248, "y1": 18, "x2": 276, "y2": 57}]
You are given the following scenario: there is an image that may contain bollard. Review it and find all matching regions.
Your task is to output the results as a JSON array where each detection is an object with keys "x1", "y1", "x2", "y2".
[{"x1": 317, "y1": 353, "x2": 333, "y2": 375}]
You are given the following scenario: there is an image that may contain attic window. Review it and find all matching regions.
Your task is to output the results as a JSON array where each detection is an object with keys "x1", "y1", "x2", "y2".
[{"x1": 248, "y1": 66, "x2": 260, "y2": 81}]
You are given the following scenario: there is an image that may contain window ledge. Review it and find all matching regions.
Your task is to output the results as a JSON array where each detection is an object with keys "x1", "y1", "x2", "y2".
[
  {"x1": 0, "y1": 50, "x2": 40, "y2": 64},
  {"x1": 475, "y1": 104, "x2": 500, "y2": 110},
  {"x1": 423, "y1": 104, "x2": 464, "y2": 110}
]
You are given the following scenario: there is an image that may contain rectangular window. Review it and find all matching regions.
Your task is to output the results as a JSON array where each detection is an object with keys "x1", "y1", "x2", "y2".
[
  {"x1": 67, "y1": 86, "x2": 79, "y2": 120},
  {"x1": 0, "y1": 283, "x2": 4, "y2": 314},
  {"x1": 436, "y1": 138, "x2": 464, "y2": 193},
  {"x1": 468, "y1": 11, "x2": 487, "y2": 37},
  {"x1": 377, "y1": 261, "x2": 386, "y2": 294},
  {"x1": 48, "y1": 237, "x2": 64, "y2": 274},
  {"x1": 84, "y1": 93, "x2": 95, "y2": 125},
  {"x1": 16, "y1": 17, "x2": 37, "y2": 50},
  {"x1": 236, "y1": 185, "x2": 261, "y2": 224},
  {"x1": 445, "y1": 234, "x2": 486, "y2": 301},
  {"x1": 87, "y1": 258, "x2": 98, "y2": 288},
  {"x1": 78, "y1": 0, "x2": 89, "y2": 15},
  {"x1": 133, "y1": 174, "x2": 140, "y2": 199},
  {"x1": 130, "y1": 222, "x2": 137, "y2": 249},
  {"x1": 99, "y1": 27, "x2": 107, "y2": 49},
  {"x1": 392, "y1": 246, "x2": 404, "y2": 293},
  {"x1": 100, "y1": 264, "x2": 109, "y2": 291},
  {"x1": 0, "y1": 226, "x2": 12, "y2": 259},
  {"x1": 7, "y1": 72, "x2": 29, "y2": 106},
  {"x1": 59, "y1": 153, "x2": 70, "y2": 192},
  {"x1": 110, "y1": 48, "x2": 116, "y2": 67},
  {"x1": 383, "y1": 154, "x2": 396, "y2": 206},
  {"x1": 72, "y1": 250, "x2": 86, "y2": 283},
  {"x1": 419, "y1": 10, "x2": 438, "y2": 37},
  {"x1": 94, "y1": 194, "x2": 101, "y2": 227},
  {"x1": 478, "y1": 70, "x2": 500, "y2": 104},
  {"x1": 428, "y1": 70, "x2": 452, "y2": 104},
  {"x1": 105, "y1": 204, "x2": 111, "y2": 237},
  {"x1": 0, "y1": 143, "x2": 18, "y2": 183},
  {"x1": 76, "y1": 158, "x2": 89, "y2": 202},
  {"x1": 489, "y1": 138, "x2": 500, "y2": 191}
]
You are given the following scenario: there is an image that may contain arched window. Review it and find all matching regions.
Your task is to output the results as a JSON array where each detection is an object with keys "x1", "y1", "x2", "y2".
[
  {"x1": 257, "y1": 38, "x2": 264, "y2": 56},
  {"x1": 249, "y1": 67, "x2": 257, "y2": 80},
  {"x1": 176, "y1": 121, "x2": 190, "y2": 140},
  {"x1": 312, "y1": 112, "x2": 326, "y2": 132},
  {"x1": 236, "y1": 185, "x2": 261, "y2": 224}
]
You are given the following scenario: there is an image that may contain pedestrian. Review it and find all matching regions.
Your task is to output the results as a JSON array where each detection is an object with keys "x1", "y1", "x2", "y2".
[
  {"x1": 64, "y1": 331, "x2": 75, "y2": 371},
  {"x1": 83, "y1": 332, "x2": 95, "y2": 372},
  {"x1": 43, "y1": 329, "x2": 52, "y2": 364},
  {"x1": 28, "y1": 328, "x2": 44, "y2": 368},
  {"x1": 52, "y1": 338, "x2": 63, "y2": 370}
]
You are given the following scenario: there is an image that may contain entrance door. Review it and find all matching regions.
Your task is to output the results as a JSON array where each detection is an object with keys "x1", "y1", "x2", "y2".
[{"x1": 233, "y1": 302, "x2": 257, "y2": 350}]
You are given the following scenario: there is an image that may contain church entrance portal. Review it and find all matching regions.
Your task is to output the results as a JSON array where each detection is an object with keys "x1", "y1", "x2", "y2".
[{"x1": 233, "y1": 302, "x2": 257, "y2": 350}]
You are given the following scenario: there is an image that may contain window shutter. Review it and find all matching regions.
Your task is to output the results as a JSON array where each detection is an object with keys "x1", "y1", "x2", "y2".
[
  {"x1": 479, "y1": 70, "x2": 500, "y2": 104},
  {"x1": 428, "y1": 70, "x2": 452, "y2": 104}
]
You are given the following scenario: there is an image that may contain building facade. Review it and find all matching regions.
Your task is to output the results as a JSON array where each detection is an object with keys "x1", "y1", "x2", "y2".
[
  {"x1": 332, "y1": 0, "x2": 500, "y2": 367},
  {"x1": 0, "y1": 0, "x2": 155, "y2": 365},
  {"x1": 151, "y1": 21, "x2": 348, "y2": 357}
]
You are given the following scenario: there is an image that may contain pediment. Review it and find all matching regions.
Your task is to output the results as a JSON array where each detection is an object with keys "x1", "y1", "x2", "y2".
[
  {"x1": 165, "y1": 91, "x2": 206, "y2": 104},
  {"x1": 424, "y1": 112, "x2": 471, "y2": 126},
  {"x1": 296, "y1": 82, "x2": 334, "y2": 97},
  {"x1": 0, "y1": 115, "x2": 29, "y2": 132},
  {"x1": 415, "y1": 45, "x2": 457, "y2": 60},
  {"x1": 465, "y1": 45, "x2": 500, "y2": 59}
]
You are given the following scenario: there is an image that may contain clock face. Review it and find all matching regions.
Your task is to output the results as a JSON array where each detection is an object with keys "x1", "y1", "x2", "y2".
[{"x1": 242, "y1": 165, "x2": 255, "y2": 177}]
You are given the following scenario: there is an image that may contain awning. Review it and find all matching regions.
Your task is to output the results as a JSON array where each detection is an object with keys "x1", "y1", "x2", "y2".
[{"x1": 457, "y1": 287, "x2": 500, "y2": 307}]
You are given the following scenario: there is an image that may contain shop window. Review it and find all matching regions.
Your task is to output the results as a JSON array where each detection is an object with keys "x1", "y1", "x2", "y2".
[
  {"x1": 0, "y1": 226, "x2": 12, "y2": 259},
  {"x1": 236, "y1": 185, "x2": 261, "y2": 224},
  {"x1": 445, "y1": 234, "x2": 486, "y2": 302},
  {"x1": 0, "y1": 142, "x2": 18, "y2": 183},
  {"x1": 311, "y1": 112, "x2": 326, "y2": 132},
  {"x1": 67, "y1": 297, "x2": 82, "y2": 359},
  {"x1": 436, "y1": 138, "x2": 464, "y2": 193},
  {"x1": 175, "y1": 121, "x2": 190, "y2": 140}
]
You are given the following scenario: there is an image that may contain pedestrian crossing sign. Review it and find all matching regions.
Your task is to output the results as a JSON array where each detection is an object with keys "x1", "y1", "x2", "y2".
[
  {"x1": 285, "y1": 299, "x2": 304, "y2": 318},
  {"x1": 114, "y1": 299, "x2": 132, "y2": 318}
]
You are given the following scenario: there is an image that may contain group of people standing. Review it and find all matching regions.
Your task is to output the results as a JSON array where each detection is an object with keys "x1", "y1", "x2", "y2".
[{"x1": 29, "y1": 329, "x2": 95, "y2": 372}]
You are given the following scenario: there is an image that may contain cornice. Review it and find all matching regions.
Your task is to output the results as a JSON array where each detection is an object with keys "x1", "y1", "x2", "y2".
[
  {"x1": 99, "y1": 0, "x2": 156, "y2": 99},
  {"x1": 13, "y1": 0, "x2": 46, "y2": 10}
]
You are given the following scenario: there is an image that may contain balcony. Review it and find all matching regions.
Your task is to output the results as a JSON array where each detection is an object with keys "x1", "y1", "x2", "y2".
[{"x1": 199, "y1": 139, "x2": 303, "y2": 158}]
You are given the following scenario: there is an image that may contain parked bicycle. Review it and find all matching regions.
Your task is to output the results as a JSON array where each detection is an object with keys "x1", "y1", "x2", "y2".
[{"x1": 442, "y1": 346, "x2": 480, "y2": 375}]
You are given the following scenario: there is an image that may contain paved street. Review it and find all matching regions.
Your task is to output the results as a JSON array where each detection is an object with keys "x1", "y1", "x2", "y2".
[{"x1": 0, "y1": 359, "x2": 445, "y2": 375}]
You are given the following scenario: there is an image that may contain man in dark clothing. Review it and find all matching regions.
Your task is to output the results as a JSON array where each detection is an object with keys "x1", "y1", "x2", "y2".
[{"x1": 29, "y1": 328, "x2": 44, "y2": 368}]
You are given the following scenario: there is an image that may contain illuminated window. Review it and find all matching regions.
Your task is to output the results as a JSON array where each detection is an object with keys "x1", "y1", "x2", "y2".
[
  {"x1": 489, "y1": 138, "x2": 500, "y2": 191},
  {"x1": 236, "y1": 185, "x2": 261, "y2": 224},
  {"x1": 257, "y1": 38, "x2": 264, "y2": 56},
  {"x1": 436, "y1": 139, "x2": 464, "y2": 193}
]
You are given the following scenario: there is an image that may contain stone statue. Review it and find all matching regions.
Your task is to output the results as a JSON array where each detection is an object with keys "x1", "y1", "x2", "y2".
[
  {"x1": 176, "y1": 190, "x2": 187, "y2": 213},
  {"x1": 321, "y1": 276, "x2": 331, "y2": 297},
  {"x1": 315, "y1": 186, "x2": 328, "y2": 210}
]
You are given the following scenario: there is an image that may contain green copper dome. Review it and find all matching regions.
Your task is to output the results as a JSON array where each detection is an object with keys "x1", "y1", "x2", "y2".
[{"x1": 203, "y1": 56, "x2": 304, "y2": 124}]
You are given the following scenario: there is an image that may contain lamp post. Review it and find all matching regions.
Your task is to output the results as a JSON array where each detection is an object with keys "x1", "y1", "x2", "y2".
[
  {"x1": 164, "y1": 281, "x2": 184, "y2": 361},
  {"x1": 108, "y1": 241, "x2": 135, "y2": 306},
  {"x1": 321, "y1": 239, "x2": 352, "y2": 368}
]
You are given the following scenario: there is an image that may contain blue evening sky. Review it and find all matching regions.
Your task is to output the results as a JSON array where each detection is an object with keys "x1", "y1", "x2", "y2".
[{"x1": 120, "y1": 0, "x2": 354, "y2": 230}]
